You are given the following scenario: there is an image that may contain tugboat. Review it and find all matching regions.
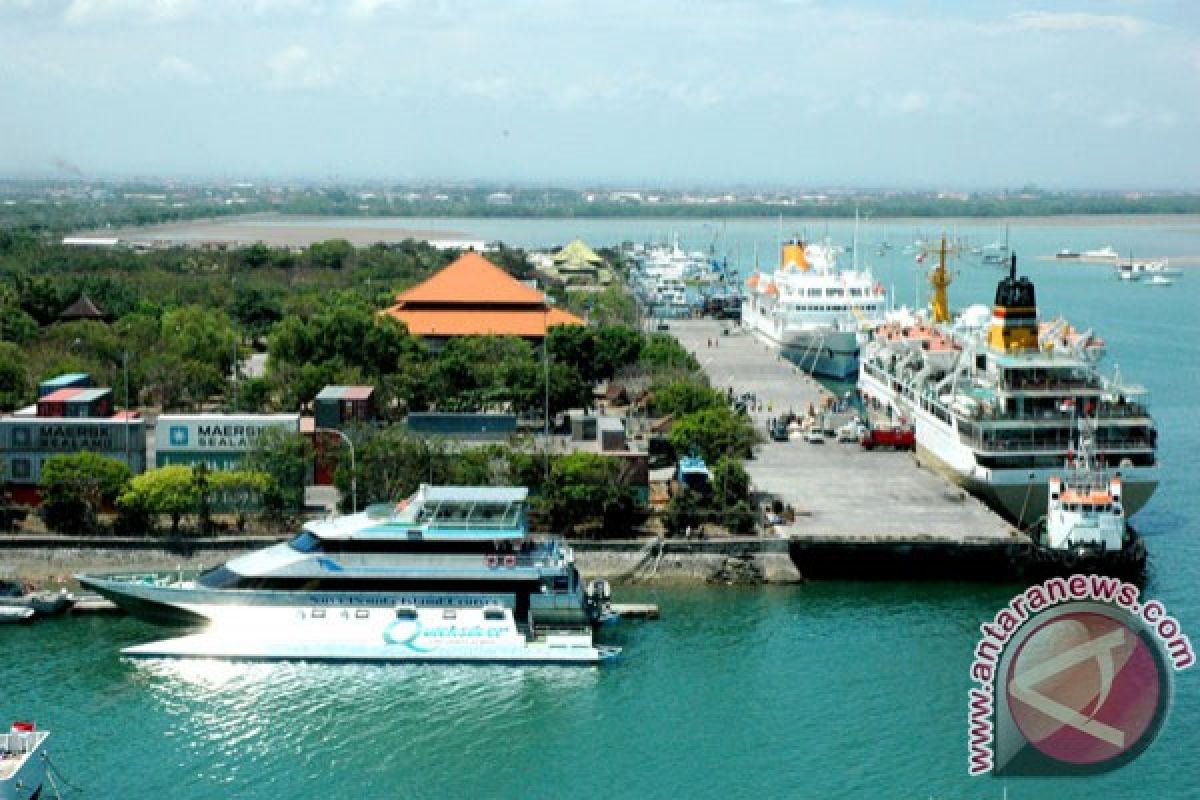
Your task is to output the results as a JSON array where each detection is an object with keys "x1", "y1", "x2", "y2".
[
  {"x1": 1029, "y1": 421, "x2": 1146, "y2": 578},
  {"x1": 0, "y1": 722, "x2": 49, "y2": 800}
]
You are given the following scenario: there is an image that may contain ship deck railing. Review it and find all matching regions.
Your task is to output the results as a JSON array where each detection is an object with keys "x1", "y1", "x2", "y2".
[{"x1": 958, "y1": 434, "x2": 1156, "y2": 455}]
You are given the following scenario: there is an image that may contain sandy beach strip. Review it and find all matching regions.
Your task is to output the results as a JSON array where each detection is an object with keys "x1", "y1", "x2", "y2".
[{"x1": 92, "y1": 213, "x2": 473, "y2": 249}]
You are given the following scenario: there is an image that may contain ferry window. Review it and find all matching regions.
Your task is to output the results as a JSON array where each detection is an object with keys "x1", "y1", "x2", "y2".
[
  {"x1": 442, "y1": 609, "x2": 457, "y2": 620},
  {"x1": 395, "y1": 608, "x2": 418, "y2": 620},
  {"x1": 850, "y1": 288, "x2": 862, "y2": 297},
  {"x1": 483, "y1": 609, "x2": 506, "y2": 621},
  {"x1": 311, "y1": 609, "x2": 326, "y2": 619},
  {"x1": 355, "y1": 609, "x2": 370, "y2": 619},
  {"x1": 288, "y1": 532, "x2": 323, "y2": 553},
  {"x1": 807, "y1": 288, "x2": 820, "y2": 297}
]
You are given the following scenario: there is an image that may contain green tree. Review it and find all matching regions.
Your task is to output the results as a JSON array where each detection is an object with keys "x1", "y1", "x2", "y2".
[
  {"x1": 39, "y1": 453, "x2": 132, "y2": 535},
  {"x1": 0, "y1": 304, "x2": 38, "y2": 345},
  {"x1": 711, "y1": 456, "x2": 755, "y2": 535},
  {"x1": 118, "y1": 466, "x2": 200, "y2": 536},
  {"x1": 540, "y1": 452, "x2": 637, "y2": 536},
  {"x1": 0, "y1": 343, "x2": 30, "y2": 411},
  {"x1": 244, "y1": 428, "x2": 313, "y2": 513},
  {"x1": 587, "y1": 285, "x2": 639, "y2": 327},
  {"x1": 649, "y1": 380, "x2": 724, "y2": 417},
  {"x1": 547, "y1": 324, "x2": 597, "y2": 384},
  {"x1": 306, "y1": 239, "x2": 355, "y2": 270},
  {"x1": 593, "y1": 324, "x2": 643, "y2": 380},
  {"x1": 639, "y1": 333, "x2": 699, "y2": 372},
  {"x1": 669, "y1": 406, "x2": 759, "y2": 463}
]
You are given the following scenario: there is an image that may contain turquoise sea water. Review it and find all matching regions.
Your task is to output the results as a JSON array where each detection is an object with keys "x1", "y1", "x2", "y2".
[{"x1": 3, "y1": 217, "x2": 1198, "y2": 798}]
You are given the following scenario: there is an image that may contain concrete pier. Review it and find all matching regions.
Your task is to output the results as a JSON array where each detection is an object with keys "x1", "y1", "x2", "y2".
[{"x1": 666, "y1": 319, "x2": 1026, "y2": 573}]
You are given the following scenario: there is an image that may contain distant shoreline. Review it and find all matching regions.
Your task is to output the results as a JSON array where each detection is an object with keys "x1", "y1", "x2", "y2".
[{"x1": 81, "y1": 211, "x2": 1200, "y2": 250}]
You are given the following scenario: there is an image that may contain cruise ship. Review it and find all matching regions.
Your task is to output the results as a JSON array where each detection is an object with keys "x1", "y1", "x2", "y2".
[
  {"x1": 741, "y1": 239, "x2": 887, "y2": 379},
  {"x1": 858, "y1": 248, "x2": 1158, "y2": 528},
  {"x1": 79, "y1": 485, "x2": 619, "y2": 664}
]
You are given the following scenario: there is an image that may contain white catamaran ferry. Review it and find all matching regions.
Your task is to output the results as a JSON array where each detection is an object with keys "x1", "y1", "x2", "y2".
[
  {"x1": 858, "y1": 250, "x2": 1158, "y2": 528},
  {"x1": 80, "y1": 486, "x2": 619, "y2": 664},
  {"x1": 741, "y1": 239, "x2": 887, "y2": 379}
]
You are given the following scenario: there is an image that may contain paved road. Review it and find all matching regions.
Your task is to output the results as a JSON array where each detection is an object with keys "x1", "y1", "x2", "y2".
[{"x1": 667, "y1": 319, "x2": 1018, "y2": 543}]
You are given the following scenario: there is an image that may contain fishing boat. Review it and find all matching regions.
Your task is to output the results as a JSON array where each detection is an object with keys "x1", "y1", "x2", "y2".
[
  {"x1": 80, "y1": 485, "x2": 619, "y2": 664},
  {"x1": 1029, "y1": 421, "x2": 1145, "y2": 576},
  {"x1": 0, "y1": 722, "x2": 49, "y2": 800},
  {"x1": 858, "y1": 247, "x2": 1158, "y2": 528}
]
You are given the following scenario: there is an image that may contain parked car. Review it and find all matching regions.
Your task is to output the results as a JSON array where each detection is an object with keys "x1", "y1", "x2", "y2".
[
  {"x1": 860, "y1": 426, "x2": 916, "y2": 451},
  {"x1": 803, "y1": 428, "x2": 825, "y2": 444},
  {"x1": 836, "y1": 421, "x2": 864, "y2": 443},
  {"x1": 769, "y1": 421, "x2": 789, "y2": 442}
]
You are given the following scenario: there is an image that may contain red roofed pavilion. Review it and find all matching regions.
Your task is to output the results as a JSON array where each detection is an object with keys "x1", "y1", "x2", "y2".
[{"x1": 382, "y1": 251, "x2": 584, "y2": 347}]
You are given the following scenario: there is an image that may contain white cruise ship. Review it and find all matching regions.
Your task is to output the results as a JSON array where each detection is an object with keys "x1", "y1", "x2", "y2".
[
  {"x1": 80, "y1": 485, "x2": 618, "y2": 664},
  {"x1": 858, "y1": 254, "x2": 1158, "y2": 528},
  {"x1": 741, "y1": 239, "x2": 887, "y2": 379}
]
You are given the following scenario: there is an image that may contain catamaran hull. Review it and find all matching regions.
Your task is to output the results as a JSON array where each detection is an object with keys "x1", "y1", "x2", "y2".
[
  {"x1": 78, "y1": 577, "x2": 616, "y2": 665},
  {"x1": 122, "y1": 633, "x2": 618, "y2": 664}
]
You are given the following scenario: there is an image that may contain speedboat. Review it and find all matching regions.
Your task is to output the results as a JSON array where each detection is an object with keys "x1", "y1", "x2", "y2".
[
  {"x1": 1145, "y1": 275, "x2": 1175, "y2": 287},
  {"x1": 0, "y1": 722, "x2": 48, "y2": 800},
  {"x1": 80, "y1": 485, "x2": 619, "y2": 664},
  {"x1": 0, "y1": 581, "x2": 74, "y2": 617},
  {"x1": 1081, "y1": 246, "x2": 1119, "y2": 261}
]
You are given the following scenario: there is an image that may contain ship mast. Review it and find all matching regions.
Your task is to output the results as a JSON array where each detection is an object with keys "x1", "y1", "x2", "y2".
[{"x1": 929, "y1": 234, "x2": 952, "y2": 323}]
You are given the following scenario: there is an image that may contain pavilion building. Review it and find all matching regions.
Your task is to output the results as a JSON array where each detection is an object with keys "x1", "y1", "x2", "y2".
[{"x1": 381, "y1": 251, "x2": 584, "y2": 350}]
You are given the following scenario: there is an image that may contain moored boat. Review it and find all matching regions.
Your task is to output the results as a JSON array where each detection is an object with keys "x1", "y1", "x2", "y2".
[
  {"x1": 0, "y1": 722, "x2": 49, "y2": 800},
  {"x1": 80, "y1": 485, "x2": 619, "y2": 664},
  {"x1": 741, "y1": 235, "x2": 887, "y2": 379},
  {"x1": 1028, "y1": 423, "x2": 1145, "y2": 577},
  {"x1": 0, "y1": 581, "x2": 75, "y2": 617},
  {"x1": 858, "y1": 250, "x2": 1158, "y2": 529}
]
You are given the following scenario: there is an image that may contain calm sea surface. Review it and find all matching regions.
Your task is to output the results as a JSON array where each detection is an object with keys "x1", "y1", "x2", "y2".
[{"x1": 4, "y1": 217, "x2": 1198, "y2": 798}]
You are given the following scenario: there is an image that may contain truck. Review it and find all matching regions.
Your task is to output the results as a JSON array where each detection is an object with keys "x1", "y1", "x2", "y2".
[{"x1": 860, "y1": 426, "x2": 916, "y2": 451}]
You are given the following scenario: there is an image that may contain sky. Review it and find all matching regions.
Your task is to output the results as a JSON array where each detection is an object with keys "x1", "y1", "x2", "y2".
[{"x1": 1, "y1": 0, "x2": 1199, "y2": 189}]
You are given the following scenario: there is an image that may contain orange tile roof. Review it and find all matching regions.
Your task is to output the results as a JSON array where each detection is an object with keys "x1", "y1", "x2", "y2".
[
  {"x1": 394, "y1": 251, "x2": 547, "y2": 307},
  {"x1": 386, "y1": 307, "x2": 584, "y2": 337}
]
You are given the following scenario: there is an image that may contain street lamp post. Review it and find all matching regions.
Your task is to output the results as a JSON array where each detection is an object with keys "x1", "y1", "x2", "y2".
[{"x1": 316, "y1": 427, "x2": 356, "y2": 514}]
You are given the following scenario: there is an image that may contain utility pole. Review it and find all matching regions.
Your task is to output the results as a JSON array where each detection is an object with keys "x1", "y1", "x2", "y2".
[{"x1": 123, "y1": 351, "x2": 131, "y2": 468}]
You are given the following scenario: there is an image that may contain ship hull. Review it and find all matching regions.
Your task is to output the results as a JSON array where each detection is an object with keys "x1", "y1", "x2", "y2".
[
  {"x1": 747, "y1": 322, "x2": 861, "y2": 379},
  {"x1": 915, "y1": 442, "x2": 1158, "y2": 529}
]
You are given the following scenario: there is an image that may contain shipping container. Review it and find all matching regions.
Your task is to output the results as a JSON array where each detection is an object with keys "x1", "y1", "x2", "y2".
[
  {"x1": 154, "y1": 413, "x2": 300, "y2": 469},
  {"x1": 37, "y1": 373, "x2": 91, "y2": 398},
  {"x1": 63, "y1": 388, "x2": 113, "y2": 418},
  {"x1": 314, "y1": 385, "x2": 376, "y2": 429},
  {"x1": 405, "y1": 412, "x2": 517, "y2": 439}
]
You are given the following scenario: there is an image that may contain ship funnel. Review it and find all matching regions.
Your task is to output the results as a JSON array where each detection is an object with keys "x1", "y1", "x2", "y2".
[
  {"x1": 781, "y1": 240, "x2": 809, "y2": 272},
  {"x1": 988, "y1": 252, "x2": 1039, "y2": 352}
]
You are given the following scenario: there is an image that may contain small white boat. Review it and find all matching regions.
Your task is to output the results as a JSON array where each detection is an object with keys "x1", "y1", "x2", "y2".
[
  {"x1": 0, "y1": 723, "x2": 49, "y2": 800},
  {"x1": 0, "y1": 608, "x2": 34, "y2": 625},
  {"x1": 1145, "y1": 275, "x2": 1175, "y2": 287},
  {"x1": 0, "y1": 581, "x2": 75, "y2": 617},
  {"x1": 1081, "y1": 246, "x2": 1119, "y2": 261}
]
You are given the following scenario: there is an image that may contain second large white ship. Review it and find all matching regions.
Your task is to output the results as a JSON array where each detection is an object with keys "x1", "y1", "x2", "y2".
[
  {"x1": 742, "y1": 239, "x2": 887, "y2": 379},
  {"x1": 857, "y1": 245, "x2": 1158, "y2": 528}
]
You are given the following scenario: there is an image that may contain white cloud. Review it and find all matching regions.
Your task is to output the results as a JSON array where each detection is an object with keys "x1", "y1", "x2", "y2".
[
  {"x1": 265, "y1": 44, "x2": 338, "y2": 89},
  {"x1": 1010, "y1": 11, "x2": 1148, "y2": 36},
  {"x1": 157, "y1": 54, "x2": 210, "y2": 84},
  {"x1": 345, "y1": 0, "x2": 413, "y2": 18},
  {"x1": 64, "y1": 0, "x2": 197, "y2": 24},
  {"x1": 883, "y1": 91, "x2": 930, "y2": 114}
]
